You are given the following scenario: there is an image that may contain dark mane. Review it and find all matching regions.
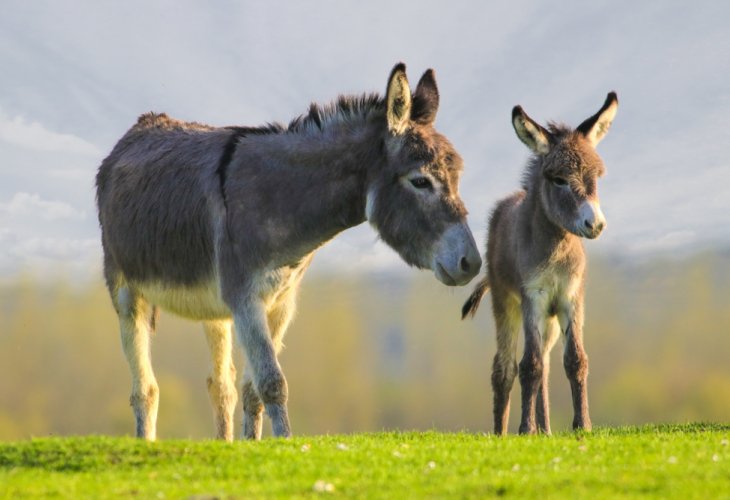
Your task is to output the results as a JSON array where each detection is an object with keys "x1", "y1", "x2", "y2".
[
  {"x1": 138, "y1": 94, "x2": 385, "y2": 139},
  {"x1": 521, "y1": 156, "x2": 541, "y2": 191},
  {"x1": 546, "y1": 121, "x2": 572, "y2": 138},
  {"x1": 287, "y1": 93, "x2": 385, "y2": 132}
]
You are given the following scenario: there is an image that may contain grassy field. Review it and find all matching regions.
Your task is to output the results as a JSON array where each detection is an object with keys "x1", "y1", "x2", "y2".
[{"x1": 1, "y1": 424, "x2": 728, "y2": 498}]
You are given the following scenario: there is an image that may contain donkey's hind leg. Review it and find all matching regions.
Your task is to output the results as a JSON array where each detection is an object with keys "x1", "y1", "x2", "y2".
[
  {"x1": 491, "y1": 293, "x2": 521, "y2": 436},
  {"x1": 536, "y1": 317, "x2": 560, "y2": 435},
  {"x1": 116, "y1": 286, "x2": 159, "y2": 440},
  {"x1": 241, "y1": 292, "x2": 297, "y2": 440},
  {"x1": 204, "y1": 319, "x2": 238, "y2": 441}
]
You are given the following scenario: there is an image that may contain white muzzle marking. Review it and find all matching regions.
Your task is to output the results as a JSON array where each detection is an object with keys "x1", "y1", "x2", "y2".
[{"x1": 577, "y1": 199, "x2": 606, "y2": 239}]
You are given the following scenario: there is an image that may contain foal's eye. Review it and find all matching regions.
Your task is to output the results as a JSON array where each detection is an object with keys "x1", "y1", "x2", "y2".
[
  {"x1": 550, "y1": 177, "x2": 568, "y2": 187},
  {"x1": 410, "y1": 177, "x2": 433, "y2": 190}
]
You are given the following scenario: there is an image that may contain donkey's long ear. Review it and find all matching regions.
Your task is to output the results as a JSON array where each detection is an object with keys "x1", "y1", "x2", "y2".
[
  {"x1": 512, "y1": 106, "x2": 551, "y2": 155},
  {"x1": 577, "y1": 92, "x2": 618, "y2": 147},
  {"x1": 386, "y1": 62, "x2": 412, "y2": 135},
  {"x1": 411, "y1": 69, "x2": 439, "y2": 125}
]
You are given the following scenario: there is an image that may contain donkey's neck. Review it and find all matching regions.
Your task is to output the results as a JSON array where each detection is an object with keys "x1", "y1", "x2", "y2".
[{"x1": 227, "y1": 119, "x2": 384, "y2": 267}]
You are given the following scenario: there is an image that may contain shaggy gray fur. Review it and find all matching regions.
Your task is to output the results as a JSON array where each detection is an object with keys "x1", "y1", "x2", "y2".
[
  {"x1": 97, "y1": 63, "x2": 481, "y2": 440},
  {"x1": 463, "y1": 93, "x2": 618, "y2": 435}
]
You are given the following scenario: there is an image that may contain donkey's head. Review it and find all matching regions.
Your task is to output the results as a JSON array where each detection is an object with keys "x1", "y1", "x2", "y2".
[
  {"x1": 512, "y1": 92, "x2": 618, "y2": 239},
  {"x1": 366, "y1": 63, "x2": 481, "y2": 286}
]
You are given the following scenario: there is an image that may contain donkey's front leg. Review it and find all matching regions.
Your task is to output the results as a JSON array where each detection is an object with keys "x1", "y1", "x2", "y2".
[
  {"x1": 518, "y1": 293, "x2": 544, "y2": 435},
  {"x1": 233, "y1": 300, "x2": 291, "y2": 438},
  {"x1": 241, "y1": 368, "x2": 264, "y2": 440},
  {"x1": 560, "y1": 300, "x2": 592, "y2": 431}
]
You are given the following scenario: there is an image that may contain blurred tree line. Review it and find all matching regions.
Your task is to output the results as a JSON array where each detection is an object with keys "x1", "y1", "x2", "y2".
[{"x1": 1, "y1": 250, "x2": 729, "y2": 440}]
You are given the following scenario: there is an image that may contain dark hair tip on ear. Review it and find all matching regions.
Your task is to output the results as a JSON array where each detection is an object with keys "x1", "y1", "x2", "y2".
[
  {"x1": 512, "y1": 105, "x2": 524, "y2": 119},
  {"x1": 391, "y1": 62, "x2": 407, "y2": 74},
  {"x1": 607, "y1": 91, "x2": 618, "y2": 104},
  {"x1": 416, "y1": 69, "x2": 439, "y2": 95}
]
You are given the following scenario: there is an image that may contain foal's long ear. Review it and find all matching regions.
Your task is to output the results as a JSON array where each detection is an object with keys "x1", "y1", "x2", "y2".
[
  {"x1": 512, "y1": 106, "x2": 551, "y2": 155},
  {"x1": 386, "y1": 62, "x2": 412, "y2": 135},
  {"x1": 411, "y1": 69, "x2": 439, "y2": 125},
  {"x1": 576, "y1": 92, "x2": 618, "y2": 147}
]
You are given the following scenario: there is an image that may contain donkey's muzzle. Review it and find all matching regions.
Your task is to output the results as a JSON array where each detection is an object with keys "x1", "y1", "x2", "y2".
[
  {"x1": 577, "y1": 200, "x2": 607, "y2": 239},
  {"x1": 432, "y1": 222, "x2": 481, "y2": 286}
]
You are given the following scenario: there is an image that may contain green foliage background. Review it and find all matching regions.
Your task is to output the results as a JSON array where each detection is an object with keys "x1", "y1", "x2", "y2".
[{"x1": 1, "y1": 251, "x2": 729, "y2": 439}]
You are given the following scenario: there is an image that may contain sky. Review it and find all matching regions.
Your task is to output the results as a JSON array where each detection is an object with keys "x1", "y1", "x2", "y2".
[{"x1": 1, "y1": 0, "x2": 728, "y2": 281}]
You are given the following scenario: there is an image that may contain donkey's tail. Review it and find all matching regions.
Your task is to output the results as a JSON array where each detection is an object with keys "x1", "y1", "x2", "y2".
[{"x1": 461, "y1": 276, "x2": 490, "y2": 320}]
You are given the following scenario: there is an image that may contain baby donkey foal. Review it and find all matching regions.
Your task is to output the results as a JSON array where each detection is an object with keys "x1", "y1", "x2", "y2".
[{"x1": 463, "y1": 93, "x2": 618, "y2": 435}]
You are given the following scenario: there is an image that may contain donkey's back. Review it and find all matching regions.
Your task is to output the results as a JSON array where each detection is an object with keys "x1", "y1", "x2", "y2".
[{"x1": 98, "y1": 114, "x2": 229, "y2": 285}]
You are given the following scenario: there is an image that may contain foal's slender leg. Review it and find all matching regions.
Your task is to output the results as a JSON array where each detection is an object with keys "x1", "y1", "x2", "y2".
[
  {"x1": 240, "y1": 291, "x2": 297, "y2": 439},
  {"x1": 204, "y1": 319, "x2": 238, "y2": 441},
  {"x1": 560, "y1": 299, "x2": 592, "y2": 431},
  {"x1": 116, "y1": 287, "x2": 159, "y2": 440},
  {"x1": 491, "y1": 293, "x2": 521, "y2": 435},
  {"x1": 518, "y1": 291, "x2": 546, "y2": 435},
  {"x1": 234, "y1": 299, "x2": 291, "y2": 438},
  {"x1": 536, "y1": 317, "x2": 560, "y2": 435}
]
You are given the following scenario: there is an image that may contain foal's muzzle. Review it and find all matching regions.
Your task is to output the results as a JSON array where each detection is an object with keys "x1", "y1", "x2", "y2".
[
  {"x1": 577, "y1": 200, "x2": 607, "y2": 239},
  {"x1": 431, "y1": 223, "x2": 481, "y2": 286}
]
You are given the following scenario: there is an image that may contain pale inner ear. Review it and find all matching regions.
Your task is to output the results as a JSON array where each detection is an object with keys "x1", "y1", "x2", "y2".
[
  {"x1": 585, "y1": 99, "x2": 618, "y2": 147},
  {"x1": 514, "y1": 115, "x2": 550, "y2": 155},
  {"x1": 386, "y1": 72, "x2": 412, "y2": 135}
]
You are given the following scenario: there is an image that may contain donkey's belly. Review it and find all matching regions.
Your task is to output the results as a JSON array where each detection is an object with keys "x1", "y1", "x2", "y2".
[{"x1": 136, "y1": 280, "x2": 231, "y2": 321}]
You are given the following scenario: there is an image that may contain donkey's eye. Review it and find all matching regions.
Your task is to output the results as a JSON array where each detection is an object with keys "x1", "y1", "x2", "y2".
[
  {"x1": 410, "y1": 177, "x2": 433, "y2": 190},
  {"x1": 550, "y1": 176, "x2": 568, "y2": 187}
]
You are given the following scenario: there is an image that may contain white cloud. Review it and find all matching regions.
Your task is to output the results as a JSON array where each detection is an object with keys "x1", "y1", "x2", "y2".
[
  {"x1": 0, "y1": 233, "x2": 102, "y2": 282},
  {"x1": 0, "y1": 109, "x2": 101, "y2": 156},
  {"x1": 0, "y1": 192, "x2": 86, "y2": 221},
  {"x1": 9, "y1": 236, "x2": 99, "y2": 260}
]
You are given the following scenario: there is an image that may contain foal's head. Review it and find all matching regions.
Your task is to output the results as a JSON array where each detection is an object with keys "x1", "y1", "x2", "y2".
[
  {"x1": 512, "y1": 93, "x2": 618, "y2": 239},
  {"x1": 366, "y1": 63, "x2": 481, "y2": 286}
]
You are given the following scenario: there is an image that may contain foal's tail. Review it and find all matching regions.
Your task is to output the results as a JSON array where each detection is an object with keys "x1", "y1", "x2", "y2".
[{"x1": 461, "y1": 276, "x2": 490, "y2": 320}]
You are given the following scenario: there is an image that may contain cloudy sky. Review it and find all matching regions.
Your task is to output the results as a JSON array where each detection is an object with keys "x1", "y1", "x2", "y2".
[{"x1": 1, "y1": 0, "x2": 728, "y2": 281}]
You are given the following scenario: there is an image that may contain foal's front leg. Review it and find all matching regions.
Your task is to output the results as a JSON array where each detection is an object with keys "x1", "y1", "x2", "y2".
[
  {"x1": 559, "y1": 299, "x2": 591, "y2": 431},
  {"x1": 233, "y1": 299, "x2": 291, "y2": 438},
  {"x1": 518, "y1": 292, "x2": 545, "y2": 435},
  {"x1": 536, "y1": 318, "x2": 560, "y2": 435}
]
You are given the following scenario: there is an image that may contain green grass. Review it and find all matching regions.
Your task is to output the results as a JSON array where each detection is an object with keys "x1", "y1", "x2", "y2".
[{"x1": 1, "y1": 424, "x2": 729, "y2": 498}]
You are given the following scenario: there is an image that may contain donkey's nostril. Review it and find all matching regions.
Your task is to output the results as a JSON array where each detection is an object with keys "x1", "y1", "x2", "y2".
[
  {"x1": 460, "y1": 257, "x2": 470, "y2": 273},
  {"x1": 584, "y1": 219, "x2": 594, "y2": 230}
]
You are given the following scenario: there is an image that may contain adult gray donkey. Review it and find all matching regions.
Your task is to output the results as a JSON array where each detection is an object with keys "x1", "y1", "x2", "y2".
[{"x1": 96, "y1": 63, "x2": 481, "y2": 440}]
